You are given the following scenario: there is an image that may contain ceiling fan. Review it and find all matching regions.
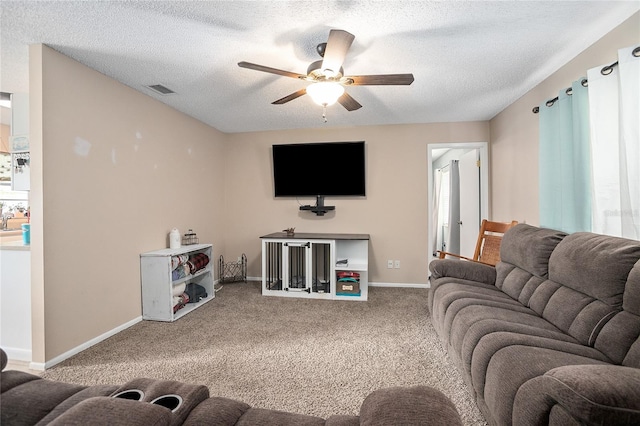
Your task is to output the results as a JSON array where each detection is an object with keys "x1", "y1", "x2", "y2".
[{"x1": 238, "y1": 29, "x2": 414, "y2": 120}]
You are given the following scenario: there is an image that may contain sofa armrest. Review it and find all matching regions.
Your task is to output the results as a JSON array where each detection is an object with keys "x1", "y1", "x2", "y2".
[
  {"x1": 48, "y1": 397, "x2": 172, "y2": 426},
  {"x1": 359, "y1": 386, "x2": 462, "y2": 425},
  {"x1": 513, "y1": 364, "x2": 640, "y2": 425},
  {"x1": 429, "y1": 258, "x2": 496, "y2": 285}
]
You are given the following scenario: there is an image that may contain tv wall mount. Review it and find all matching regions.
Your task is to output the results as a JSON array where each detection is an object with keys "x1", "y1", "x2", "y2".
[{"x1": 300, "y1": 195, "x2": 335, "y2": 216}]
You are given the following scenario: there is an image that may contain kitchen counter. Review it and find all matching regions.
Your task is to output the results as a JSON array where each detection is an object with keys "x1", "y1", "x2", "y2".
[
  {"x1": 0, "y1": 231, "x2": 29, "y2": 250},
  {"x1": 0, "y1": 241, "x2": 30, "y2": 250}
]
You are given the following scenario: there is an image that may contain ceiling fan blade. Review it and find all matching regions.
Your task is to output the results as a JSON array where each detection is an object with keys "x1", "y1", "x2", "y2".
[
  {"x1": 238, "y1": 61, "x2": 305, "y2": 79},
  {"x1": 337, "y1": 92, "x2": 362, "y2": 111},
  {"x1": 348, "y1": 74, "x2": 415, "y2": 85},
  {"x1": 321, "y1": 30, "x2": 355, "y2": 76},
  {"x1": 272, "y1": 88, "x2": 307, "y2": 105}
]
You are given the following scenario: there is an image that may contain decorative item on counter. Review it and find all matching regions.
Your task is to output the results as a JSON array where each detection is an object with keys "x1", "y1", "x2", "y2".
[
  {"x1": 283, "y1": 227, "x2": 295, "y2": 236},
  {"x1": 182, "y1": 229, "x2": 199, "y2": 245},
  {"x1": 21, "y1": 223, "x2": 30, "y2": 245},
  {"x1": 169, "y1": 228, "x2": 181, "y2": 249}
]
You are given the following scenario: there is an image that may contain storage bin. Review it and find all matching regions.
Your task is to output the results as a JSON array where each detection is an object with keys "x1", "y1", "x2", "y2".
[{"x1": 337, "y1": 279, "x2": 360, "y2": 295}]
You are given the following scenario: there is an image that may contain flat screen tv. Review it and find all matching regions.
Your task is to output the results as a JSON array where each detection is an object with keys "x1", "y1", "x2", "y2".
[{"x1": 272, "y1": 141, "x2": 366, "y2": 198}]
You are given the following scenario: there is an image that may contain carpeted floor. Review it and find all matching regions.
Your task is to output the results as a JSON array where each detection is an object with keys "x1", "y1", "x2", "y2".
[{"x1": 42, "y1": 282, "x2": 486, "y2": 425}]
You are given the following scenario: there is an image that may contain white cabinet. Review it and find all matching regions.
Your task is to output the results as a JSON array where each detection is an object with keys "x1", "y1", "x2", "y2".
[
  {"x1": 140, "y1": 244, "x2": 213, "y2": 321},
  {"x1": 261, "y1": 233, "x2": 369, "y2": 301}
]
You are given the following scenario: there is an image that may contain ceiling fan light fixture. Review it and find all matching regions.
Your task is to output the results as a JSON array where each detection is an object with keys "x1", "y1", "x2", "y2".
[{"x1": 306, "y1": 82, "x2": 344, "y2": 106}]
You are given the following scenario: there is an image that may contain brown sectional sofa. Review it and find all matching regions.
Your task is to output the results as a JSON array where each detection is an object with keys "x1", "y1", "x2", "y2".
[
  {"x1": 428, "y1": 223, "x2": 640, "y2": 425},
  {"x1": 1, "y1": 348, "x2": 462, "y2": 425}
]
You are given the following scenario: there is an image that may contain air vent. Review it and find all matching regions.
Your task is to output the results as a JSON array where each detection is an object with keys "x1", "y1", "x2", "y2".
[{"x1": 145, "y1": 84, "x2": 176, "y2": 95}]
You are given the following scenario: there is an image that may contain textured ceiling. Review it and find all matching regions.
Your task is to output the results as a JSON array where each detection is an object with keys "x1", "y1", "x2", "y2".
[{"x1": 1, "y1": 1, "x2": 638, "y2": 133}]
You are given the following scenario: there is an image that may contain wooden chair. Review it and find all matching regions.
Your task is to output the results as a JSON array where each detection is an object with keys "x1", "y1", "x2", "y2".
[{"x1": 437, "y1": 219, "x2": 518, "y2": 266}]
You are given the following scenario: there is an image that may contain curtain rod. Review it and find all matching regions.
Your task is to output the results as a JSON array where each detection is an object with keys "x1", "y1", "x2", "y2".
[{"x1": 532, "y1": 46, "x2": 640, "y2": 114}]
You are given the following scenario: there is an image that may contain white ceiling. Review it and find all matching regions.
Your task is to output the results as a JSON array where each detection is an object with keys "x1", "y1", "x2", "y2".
[{"x1": 1, "y1": 1, "x2": 638, "y2": 133}]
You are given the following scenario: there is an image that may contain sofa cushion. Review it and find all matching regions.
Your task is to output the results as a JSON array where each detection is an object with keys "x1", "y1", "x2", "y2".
[
  {"x1": 443, "y1": 299, "x2": 543, "y2": 345},
  {"x1": 498, "y1": 224, "x2": 567, "y2": 280},
  {"x1": 482, "y1": 345, "x2": 608, "y2": 426},
  {"x1": 111, "y1": 378, "x2": 209, "y2": 426},
  {"x1": 38, "y1": 385, "x2": 120, "y2": 424},
  {"x1": 529, "y1": 281, "x2": 617, "y2": 346},
  {"x1": 428, "y1": 275, "x2": 498, "y2": 315},
  {"x1": 0, "y1": 369, "x2": 41, "y2": 394},
  {"x1": 495, "y1": 225, "x2": 566, "y2": 303},
  {"x1": 624, "y1": 260, "x2": 640, "y2": 315},
  {"x1": 48, "y1": 396, "x2": 172, "y2": 426},
  {"x1": 527, "y1": 232, "x2": 640, "y2": 347},
  {"x1": 495, "y1": 263, "x2": 546, "y2": 305},
  {"x1": 513, "y1": 365, "x2": 640, "y2": 426},
  {"x1": 325, "y1": 415, "x2": 360, "y2": 426},
  {"x1": 359, "y1": 386, "x2": 462, "y2": 426},
  {"x1": 603, "y1": 261, "x2": 640, "y2": 367},
  {"x1": 624, "y1": 336, "x2": 640, "y2": 368},
  {"x1": 0, "y1": 374, "x2": 86, "y2": 425},
  {"x1": 549, "y1": 232, "x2": 640, "y2": 308},
  {"x1": 183, "y1": 396, "x2": 250, "y2": 425},
  {"x1": 471, "y1": 333, "x2": 611, "y2": 402},
  {"x1": 236, "y1": 407, "x2": 326, "y2": 425},
  {"x1": 594, "y1": 311, "x2": 640, "y2": 366},
  {"x1": 429, "y1": 259, "x2": 496, "y2": 285},
  {"x1": 430, "y1": 282, "x2": 517, "y2": 337},
  {"x1": 456, "y1": 318, "x2": 579, "y2": 379}
]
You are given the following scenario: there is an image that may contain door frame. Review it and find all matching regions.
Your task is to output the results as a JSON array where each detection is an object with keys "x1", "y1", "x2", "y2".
[{"x1": 427, "y1": 142, "x2": 489, "y2": 265}]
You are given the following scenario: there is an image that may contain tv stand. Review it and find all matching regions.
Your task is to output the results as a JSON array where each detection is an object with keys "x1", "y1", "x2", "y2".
[
  {"x1": 260, "y1": 232, "x2": 369, "y2": 301},
  {"x1": 299, "y1": 195, "x2": 335, "y2": 216}
]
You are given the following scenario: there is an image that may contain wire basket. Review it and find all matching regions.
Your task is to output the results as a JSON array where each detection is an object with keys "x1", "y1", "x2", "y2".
[
  {"x1": 182, "y1": 229, "x2": 199, "y2": 245},
  {"x1": 219, "y1": 254, "x2": 247, "y2": 283}
]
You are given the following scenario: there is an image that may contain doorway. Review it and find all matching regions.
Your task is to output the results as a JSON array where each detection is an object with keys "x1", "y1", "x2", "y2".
[{"x1": 427, "y1": 142, "x2": 489, "y2": 265}]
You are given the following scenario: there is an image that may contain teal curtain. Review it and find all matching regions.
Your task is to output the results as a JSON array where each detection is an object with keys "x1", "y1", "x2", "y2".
[{"x1": 539, "y1": 80, "x2": 591, "y2": 233}]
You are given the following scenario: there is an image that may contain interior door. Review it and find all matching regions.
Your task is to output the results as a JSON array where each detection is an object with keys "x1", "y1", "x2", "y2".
[{"x1": 458, "y1": 150, "x2": 480, "y2": 257}]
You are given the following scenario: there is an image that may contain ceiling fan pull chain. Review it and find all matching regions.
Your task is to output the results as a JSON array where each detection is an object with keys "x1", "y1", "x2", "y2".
[{"x1": 322, "y1": 104, "x2": 328, "y2": 123}]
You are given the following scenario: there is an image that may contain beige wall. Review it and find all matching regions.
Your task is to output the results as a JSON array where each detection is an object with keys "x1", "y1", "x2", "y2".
[
  {"x1": 32, "y1": 45, "x2": 226, "y2": 362},
  {"x1": 30, "y1": 11, "x2": 638, "y2": 364},
  {"x1": 224, "y1": 123, "x2": 489, "y2": 285},
  {"x1": 490, "y1": 12, "x2": 640, "y2": 225}
]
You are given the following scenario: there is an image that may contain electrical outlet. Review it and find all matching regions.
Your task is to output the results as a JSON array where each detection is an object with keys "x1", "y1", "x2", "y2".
[
  {"x1": 394, "y1": 260, "x2": 401, "y2": 269},
  {"x1": 387, "y1": 260, "x2": 394, "y2": 269}
]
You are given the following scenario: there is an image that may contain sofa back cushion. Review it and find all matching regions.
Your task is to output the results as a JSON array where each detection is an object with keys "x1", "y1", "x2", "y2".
[
  {"x1": 595, "y1": 260, "x2": 640, "y2": 366},
  {"x1": 549, "y1": 233, "x2": 640, "y2": 307},
  {"x1": 496, "y1": 224, "x2": 566, "y2": 304},
  {"x1": 529, "y1": 233, "x2": 640, "y2": 349},
  {"x1": 624, "y1": 260, "x2": 640, "y2": 316}
]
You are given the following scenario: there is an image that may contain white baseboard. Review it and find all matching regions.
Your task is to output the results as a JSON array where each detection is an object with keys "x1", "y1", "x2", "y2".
[
  {"x1": 4, "y1": 347, "x2": 32, "y2": 363},
  {"x1": 31, "y1": 316, "x2": 143, "y2": 371},
  {"x1": 369, "y1": 282, "x2": 430, "y2": 289},
  {"x1": 247, "y1": 278, "x2": 429, "y2": 289}
]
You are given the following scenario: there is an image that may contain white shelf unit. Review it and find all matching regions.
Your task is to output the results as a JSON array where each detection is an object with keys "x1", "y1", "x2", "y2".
[
  {"x1": 260, "y1": 233, "x2": 369, "y2": 301},
  {"x1": 140, "y1": 243, "x2": 214, "y2": 322}
]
